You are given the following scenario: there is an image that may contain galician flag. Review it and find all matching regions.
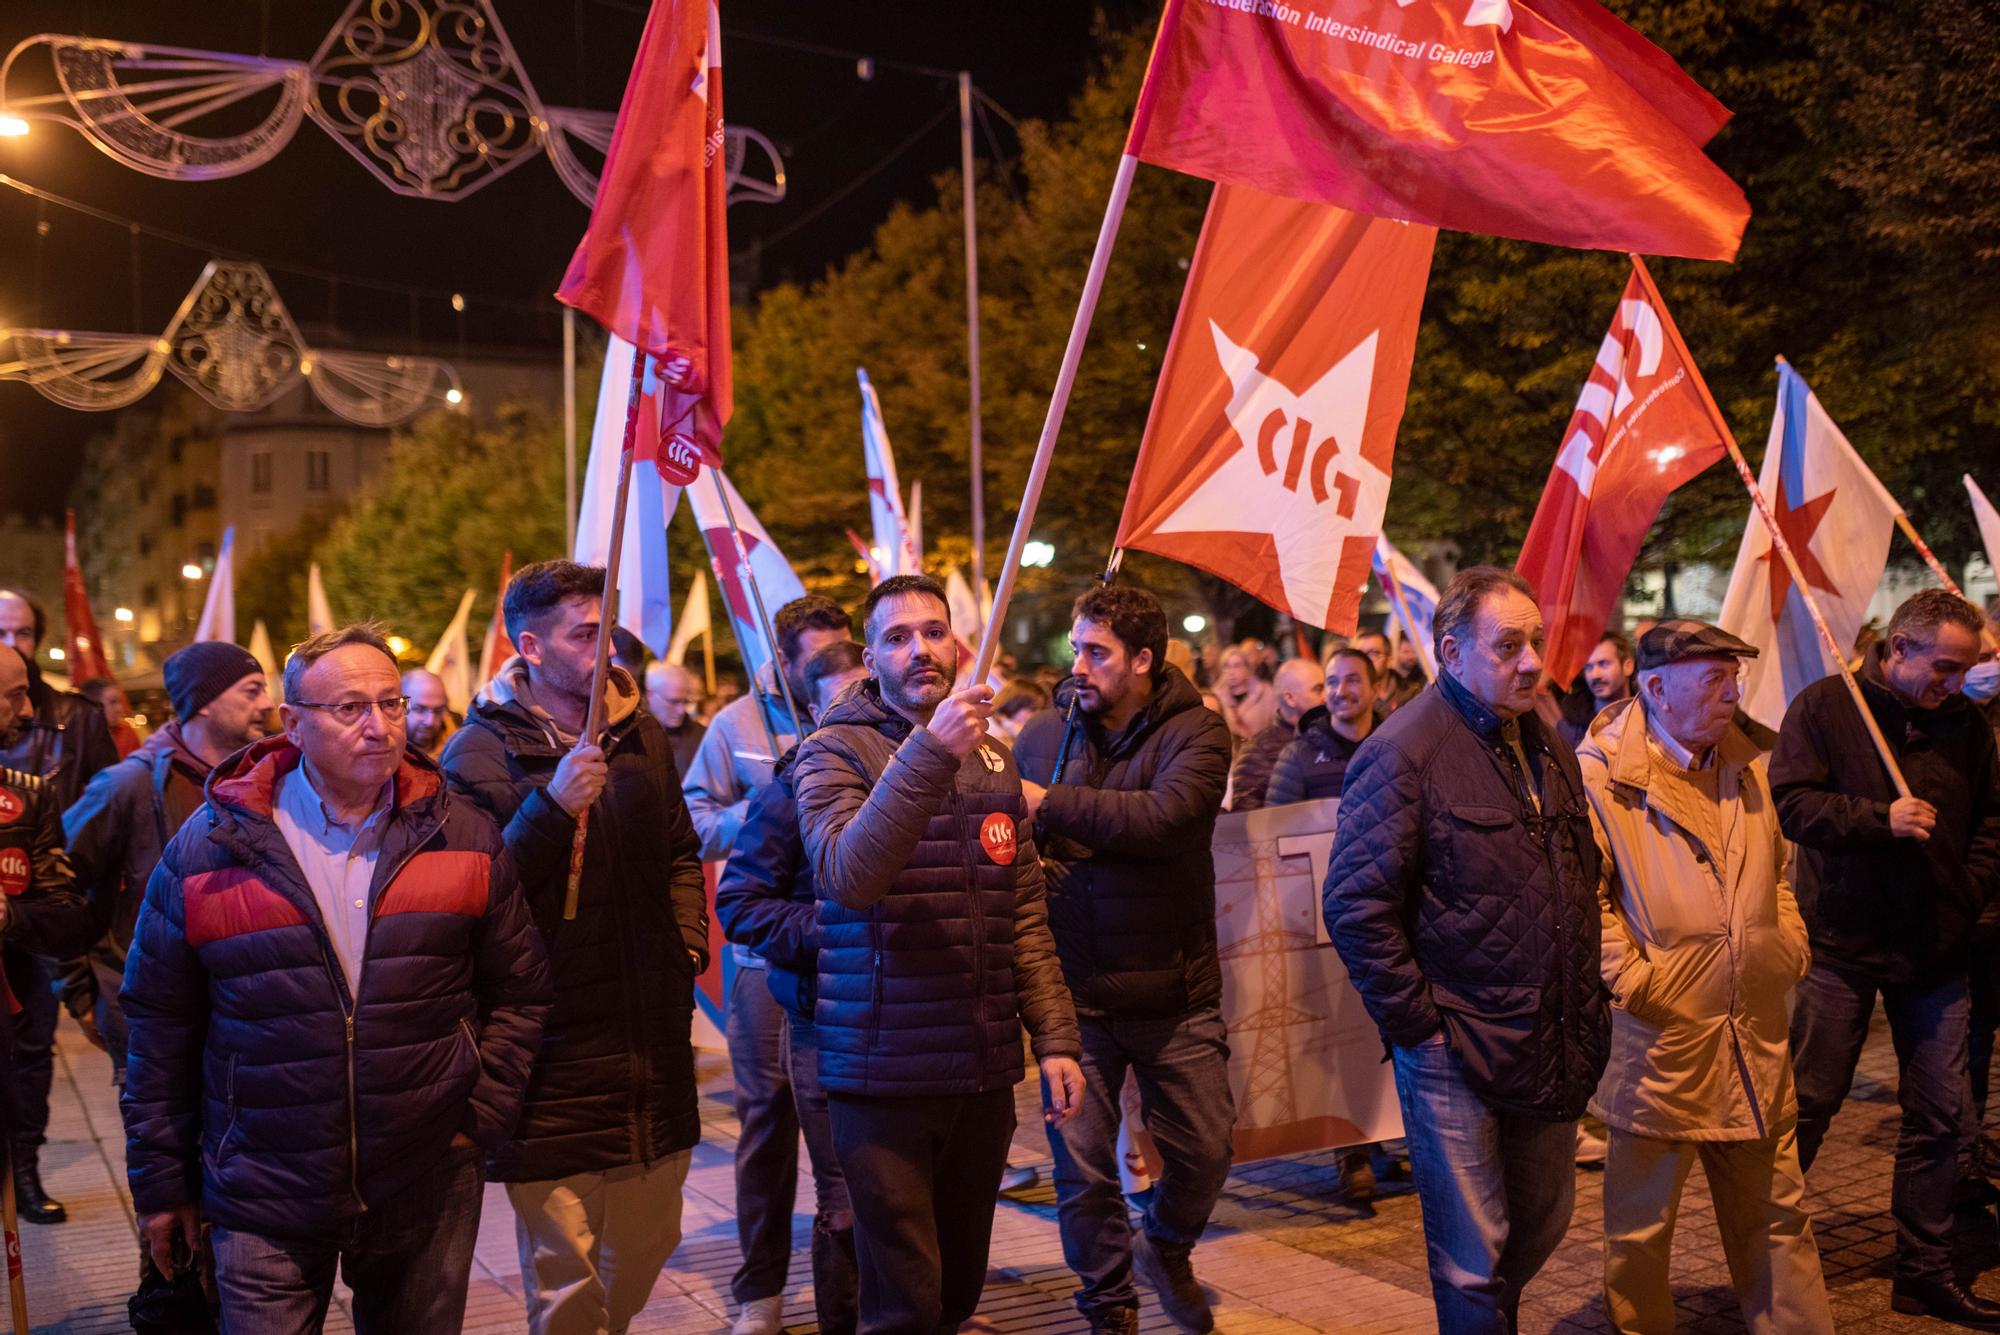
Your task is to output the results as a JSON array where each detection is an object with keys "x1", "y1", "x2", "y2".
[
  {"x1": 666, "y1": 569, "x2": 711, "y2": 667},
  {"x1": 857, "y1": 369, "x2": 920, "y2": 579},
  {"x1": 686, "y1": 469, "x2": 807, "y2": 689},
  {"x1": 1373, "y1": 535, "x2": 1439, "y2": 676},
  {"x1": 1967, "y1": 476, "x2": 2000, "y2": 581},
  {"x1": 1719, "y1": 362, "x2": 1899, "y2": 731},
  {"x1": 425, "y1": 589, "x2": 478, "y2": 714},
  {"x1": 195, "y1": 527, "x2": 236, "y2": 644}
]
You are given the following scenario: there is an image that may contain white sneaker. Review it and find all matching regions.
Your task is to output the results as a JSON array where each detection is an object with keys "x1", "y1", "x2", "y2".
[{"x1": 730, "y1": 1295, "x2": 783, "y2": 1335}]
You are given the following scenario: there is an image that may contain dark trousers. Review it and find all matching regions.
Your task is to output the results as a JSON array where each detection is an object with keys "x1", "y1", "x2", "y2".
[
  {"x1": 829, "y1": 1086, "x2": 1015, "y2": 1335},
  {"x1": 788, "y1": 1019, "x2": 857, "y2": 1334},
  {"x1": 1045, "y1": 1006, "x2": 1235, "y2": 1317},
  {"x1": 209, "y1": 1145, "x2": 484, "y2": 1334},
  {"x1": 1791, "y1": 962, "x2": 1970, "y2": 1282},
  {"x1": 5, "y1": 951, "x2": 57, "y2": 1151},
  {"x1": 726, "y1": 964, "x2": 798, "y2": 1304},
  {"x1": 1969, "y1": 943, "x2": 2000, "y2": 1174}
]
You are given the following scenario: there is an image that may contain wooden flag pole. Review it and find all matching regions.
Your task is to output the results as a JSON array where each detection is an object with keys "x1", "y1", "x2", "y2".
[
  {"x1": 969, "y1": 0, "x2": 1184, "y2": 684},
  {"x1": 709, "y1": 470, "x2": 808, "y2": 740},
  {"x1": 563, "y1": 308, "x2": 579, "y2": 554},
  {"x1": 960, "y1": 71, "x2": 987, "y2": 607},
  {"x1": 1631, "y1": 260, "x2": 1910, "y2": 798},
  {"x1": 563, "y1": 349, "x2": 648, "y2": 921}
]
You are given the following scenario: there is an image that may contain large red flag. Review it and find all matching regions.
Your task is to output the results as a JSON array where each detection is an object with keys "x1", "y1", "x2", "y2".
[
  {"x1": 62, "y1": 510, "x2": 115, "y2": 685},
  {"x1": 1515, "y1": 260, "x2": 1728, "y2": 687},
  {"x1": 557, "y1": 0, "x2": 731, "y2": 459},
  {"x1": 1117, "y1": 183, "x2": 1436, "y2": 634},
  {"x1": 1127, "y1": 0, "x2": 1749, "y2": 260}
]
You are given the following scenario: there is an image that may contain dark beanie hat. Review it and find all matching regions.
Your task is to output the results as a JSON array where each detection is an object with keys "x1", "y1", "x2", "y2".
[{"x1": 165, "y1": 642, "x2": 264, "y2": 721}]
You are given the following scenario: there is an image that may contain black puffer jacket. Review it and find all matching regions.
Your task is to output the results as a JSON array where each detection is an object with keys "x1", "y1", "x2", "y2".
[
  {"x1": 793, "y1": 680, "x2": 1080, "y2": 1097},
  {"x1": 1014, "y1": 667, "x2": 1232, "y2": 1019},
  {"x1": 1322, "y1": 673, "x2": 1609, "y2": 1120},
  {"x1": 1770, "y1": 645, "x2": 2000, "y2": 985},
  {"x1": 0, "y1": 670, "x2": 118, "y2": 811},
  {"x1": 441, "y1": 660, "x2": 708, "y2": 1182},
  {"x1": 714, "y1": 748, "x2": 819, "y2": 1021},
  {"x1": 1265, "y1": 705, "x2": 1366, "y2": 807}
]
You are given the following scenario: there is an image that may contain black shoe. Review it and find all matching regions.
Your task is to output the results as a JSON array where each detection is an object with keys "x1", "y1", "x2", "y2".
[
  {"x1": 13, "y1": 1150, "x2": 65, "y2": 1225},
  {"x1": 1132, "y1": 1232, "x2": 1214, "y2": 1334},
  {"x1": 1891, "y1": 1276, "x2": 2000, "y2": 1330},
  {"x1": 1336, "y1": 1149, "x2": 1377, "y2": 1203},
  {"x1": 1086, "y1": 1307, "x2": 1139, "y2": 1335}
]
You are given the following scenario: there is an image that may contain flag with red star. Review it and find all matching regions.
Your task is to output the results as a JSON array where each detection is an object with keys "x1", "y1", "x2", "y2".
[
  {"x1": 1718, "y1": 362, "x2": 1898, "y2": 730},
  {"x1": 1116, "y1": 184, "x2": 1436, "y2": 635}
]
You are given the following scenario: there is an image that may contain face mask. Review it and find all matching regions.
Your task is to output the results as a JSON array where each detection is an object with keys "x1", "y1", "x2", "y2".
[{"x1": 1965, "y1": 659, "x2": 2000, "y2": 703}]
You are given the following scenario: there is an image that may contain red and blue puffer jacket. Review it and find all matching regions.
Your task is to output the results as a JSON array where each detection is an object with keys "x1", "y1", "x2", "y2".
[{"x1": 119, "y1": 736, "x2": 553, "y2": 1238}]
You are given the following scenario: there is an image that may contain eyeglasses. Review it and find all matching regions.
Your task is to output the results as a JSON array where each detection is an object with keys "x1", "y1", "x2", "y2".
[{"x1": 291, "y1": 696, "x2": 409, "y2": 727}]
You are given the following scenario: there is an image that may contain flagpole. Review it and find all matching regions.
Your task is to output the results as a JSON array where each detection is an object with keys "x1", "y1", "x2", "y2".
[
  {"x1": 563, "y1": 307, "x2": 578, "y2": 554},
  {"x1": 564, "y1": 349, "x2": 648, "y2": 921},
  {"x1": 1631, "y1": 259, "x2": 1911, "y2": 799},
  {"x1": 1381, "y1": 568, "x2": 1438, "y2": 681},
  {"x1": 709, "y1": 470, "x2": 808, "y2": 740},
  {"x1": 1048, "y1": 546, "x2": 1124, "y2": 786},
  {"x1": 960, "y1": 71, "x2": 986, "y2": 605}
]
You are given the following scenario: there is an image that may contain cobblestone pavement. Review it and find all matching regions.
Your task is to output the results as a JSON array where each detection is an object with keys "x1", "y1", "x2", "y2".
[{"x1": 23, "y1": 1010, "x2": 1984, "y2": 1333}]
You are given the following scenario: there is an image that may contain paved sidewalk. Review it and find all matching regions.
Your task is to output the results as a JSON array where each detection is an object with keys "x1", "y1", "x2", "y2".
[{"x1": 21, "y1": 1010, "x2": 1981, "y2": 1333}]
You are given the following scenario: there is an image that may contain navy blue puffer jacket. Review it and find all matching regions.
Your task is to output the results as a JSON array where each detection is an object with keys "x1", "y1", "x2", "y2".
[
  {"x1": 793, "y1": 680, "x2": 1080, "y2": 1097},
  {"x1": 120, "y1": 737, "x2": 553, "y2": 1238},
  {"x1": 714, "y1": 748, "x2": 819, "y2": 1021}
]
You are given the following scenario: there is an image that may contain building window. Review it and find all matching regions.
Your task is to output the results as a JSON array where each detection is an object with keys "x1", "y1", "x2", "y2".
[
  {"x1": 306, "y1": 451, "x2": 331, "y2": 492},
  {"x1": 138, "y1": 534, "x2": 153, "y2": 557},
  {"x1": 251, "y1": 453, "x2": 273, "y2": 494},
  {"x1": 170, "y1": 493, "x2": 187, "y2": 527},
  {"x1": 191, "y1": 484, "x2": 216, "y2": 510}
]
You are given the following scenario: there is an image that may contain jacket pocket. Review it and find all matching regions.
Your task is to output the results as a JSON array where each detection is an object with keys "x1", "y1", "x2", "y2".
[{"x1": 1431, "y1": 980, "x2": 1541, "y2": 1102}]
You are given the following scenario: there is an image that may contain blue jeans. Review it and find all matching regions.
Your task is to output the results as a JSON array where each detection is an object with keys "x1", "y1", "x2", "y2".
[
  {"x1": 1045, "y1": 1006, "x2": 1235, "y2": 1317},
  {"x1": 1790, "y1": 962, "x2": 1969, "y2": 1282},
  {"x1": 210, "y1": 1144, "x2": 484, "y2": 1334},
  {"x1": 1392, "y1": 1038, "x2": 1575, "y2": 1334}
]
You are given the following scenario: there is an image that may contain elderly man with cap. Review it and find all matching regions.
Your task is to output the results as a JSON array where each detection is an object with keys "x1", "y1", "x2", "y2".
[
  {"x1": 64, "y1": 642, "x2": 271, "y2": 1095},
  {"x1": 1578, "y1": 620, "x2": 1832, "y2": 1334}
]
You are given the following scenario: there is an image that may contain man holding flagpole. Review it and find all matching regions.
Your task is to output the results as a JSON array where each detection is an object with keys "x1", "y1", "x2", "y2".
[{"x1": 1774, "y1": 588, "x2": 2000, "y2": 1327}]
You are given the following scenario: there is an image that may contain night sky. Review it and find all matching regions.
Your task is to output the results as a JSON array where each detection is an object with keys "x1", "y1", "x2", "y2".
[{"x1": 0, "y1": 0, "x2": 1148, "y2": 516}]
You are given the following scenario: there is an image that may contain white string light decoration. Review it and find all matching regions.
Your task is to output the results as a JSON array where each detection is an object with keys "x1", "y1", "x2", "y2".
[
  {"x1": 0, "y1": 0, "x2": 787, "y2": 206},
  {"x1": 0, "y1": 259, "x2": 463, "y2": 425}
]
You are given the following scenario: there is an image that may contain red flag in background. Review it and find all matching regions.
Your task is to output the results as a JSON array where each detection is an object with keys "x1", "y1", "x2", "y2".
[
  {"x1": 1127, "y1": 0, "x2": 1749, "y2": 260},
  {"x1": 557, "y1": 0, "x2": 731, "y2": 459},
  {"x1": 1515, "y1": 260, "x2": 1728, "y2": 687},
  {"x1": 62, "y1": 510, "x2": 115, "y2": 685},
  {"x1": 475, "y1": 551, "x2": 514, "y2": 690},
  {"x1": 1117, "y1": 184, "x2": 1436, "y2": 635}
]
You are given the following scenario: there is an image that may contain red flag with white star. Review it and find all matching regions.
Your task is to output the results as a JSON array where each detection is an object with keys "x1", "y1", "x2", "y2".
[
  {"x1": 1116, "y1": 184, "x2": 1436, "y2": 634},
  {"x1": 1127, "y1": 0, "x2": 1749, "y2": 260},
  {"x1": 1718, "y1": 362, "x2": 1899, "y2": 731},
  {"x1": 62, "y1": 511, "x2": 116, "y2": 686},
  {"x1": 1514, "y1": 261, "x2": 1728, "y2": 688}
]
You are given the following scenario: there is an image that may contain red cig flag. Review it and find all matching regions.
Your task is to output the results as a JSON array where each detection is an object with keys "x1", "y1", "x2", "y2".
[{"x1": 1127, "y1": 0, "x2": 1750, "y2": 261}]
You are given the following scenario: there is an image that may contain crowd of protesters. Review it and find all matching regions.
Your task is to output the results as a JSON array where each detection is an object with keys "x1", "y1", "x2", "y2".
[{"x1": 0, "y1": 561, "x2": 1997, "y2": 1335}]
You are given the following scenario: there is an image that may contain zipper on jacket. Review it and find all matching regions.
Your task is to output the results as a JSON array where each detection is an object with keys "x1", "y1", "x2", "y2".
[
  {"x1": 1726, "y1": 1017, "x2": 1767, "y2": 1139},
  {"x1": 343, "y1": 1011, "x2": 364, "y2": 1210},
  {"x1": 954, "y1": 791, "x2": 991, "y2": 1089}
]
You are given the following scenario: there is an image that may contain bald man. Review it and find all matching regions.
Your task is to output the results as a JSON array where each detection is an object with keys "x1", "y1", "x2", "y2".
[
  {"x1": 1228, "y1": 657, "x2": 1325, "y2": 812},
  {"x1": 644, "y1": 662, "x2": 707, "y2": 778},
  {"x1": 402, "y1": 669, "x2": 457, "y2": 759}
]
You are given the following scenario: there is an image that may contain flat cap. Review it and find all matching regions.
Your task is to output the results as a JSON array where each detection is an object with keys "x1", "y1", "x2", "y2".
[{"x1": 1636, "y1": 618, "x2": 1760, "y2": 671}]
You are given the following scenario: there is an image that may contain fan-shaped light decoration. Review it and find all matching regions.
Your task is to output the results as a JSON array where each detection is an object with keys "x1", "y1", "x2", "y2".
[
  {"x1": 0, "y1": 3, "x2": 787, "y2": 207},
  {"x1": 0, "y1": 259, "x2": 463, "y2": 426}
]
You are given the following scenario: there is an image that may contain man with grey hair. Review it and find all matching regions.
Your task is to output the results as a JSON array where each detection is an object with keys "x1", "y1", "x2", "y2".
[
  {"x1": 1323, "y1": 566, "x2": 1608, "y2": 1331},
  {"x1": 120, "y1": 623, "x2": 553, "y2": 1332},
  {"x1": 645, "y1": 660, "x2": 707, "y2": 777},
  {"x1": 1581, "y1": 620, "x2": 1833, "y2": 1333},
  {"x1": 1775, "y1": 587, "x2": 2000, "y2": 1327}
]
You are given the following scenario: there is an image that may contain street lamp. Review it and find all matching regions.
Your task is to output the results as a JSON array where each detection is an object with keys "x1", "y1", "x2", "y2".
[
  {"x1": 1020, "y1": 541, "x2": 1055, "y2": 569},
  {"x1": 181, "y1": 563, "x2": 204, "y2": 580},
  {"x1": 0, "y1": 115, "x2": 28, "y2": 138},
  {"x1": 1183, "y1": 614, "x2": 1207, "y2": 634},
  {"x1": 113, "y1": 607, "x2": 134, "y2": 622},
  {"x1": 46, "y1": 647, "x2": 64, "y2": 662}
]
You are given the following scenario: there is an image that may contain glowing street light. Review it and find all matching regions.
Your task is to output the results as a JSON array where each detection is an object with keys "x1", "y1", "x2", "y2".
[
  {"x1": 1183, "y1": 614, "x2": 1208, "y2": 634},
  {"x1": 0, "y1": 115, "x2": 29, "y2": 138},
  {"x1": 181, "y1": 563, "x2": 204, "y2": 580},
  {"x1": 445, "y1": 387, "x2": 464, "y2": 405},
  {"x1": 385, "y1": 635, "x2": 413, "y2": 658},
  {"x1": 1020, "y1": 541, "x2": 1055, "y2": 569},
  {"x1": 113, "y1": 607, "x2": 134, "y2": 622},
  {"x1": 46, "y1": 647, "x2": 64, "y2": 662}
]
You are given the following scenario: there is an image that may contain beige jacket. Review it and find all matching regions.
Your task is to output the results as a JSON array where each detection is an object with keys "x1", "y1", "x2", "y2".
[{"x1": 1578, "y1": 699, "x2": 1811, "y2": 1142}]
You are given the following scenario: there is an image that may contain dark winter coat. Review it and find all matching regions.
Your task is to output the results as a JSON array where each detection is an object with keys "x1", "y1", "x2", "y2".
[
  {"x1": 1265, "y1": 705, "x2": 1367, "y2": 807},
  {"x1": 793, "y1": 679, "x2": 1080, "y2": 1097},
  {"x1": 0, "y1": 671, "x2": 119, "y2": 812},
  {"x1": 1226, "y1": 720, "x2": 1292, "y2": 812},
  {"x1": 119, "y1": 737, "x2": 552, "y2": 1238},
  {"x1": 63, "y1": 722, "x2": 210, "y2": 980},
  {"x1": 1322, "y1": 673, "x2": 1610, "y2": 1120},
  {"x1": 0, "y1": 764, "x2": 94, "y2": 964},
  {"x1": 442, "y1": 659, "x2": 709, "y2": 1182},
  {"x1": 1770, "y1": 644, "x2": 2000, "y2": 985},
  {"x1": 714, "y1": 747, "x2": 819, "y2": 1021},
  {"x1": 1013, "y1": 667, "x2": 1232, "y2": 1020}
]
